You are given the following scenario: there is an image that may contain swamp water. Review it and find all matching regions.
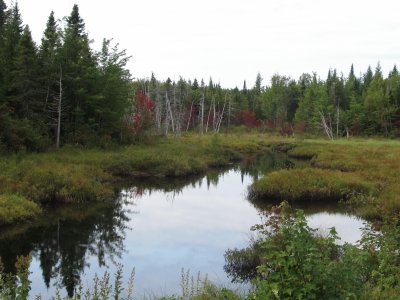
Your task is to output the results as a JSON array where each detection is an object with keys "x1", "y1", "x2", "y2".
[{"x1": 0, "y1": 154, "x2": 366, "y2": 298}]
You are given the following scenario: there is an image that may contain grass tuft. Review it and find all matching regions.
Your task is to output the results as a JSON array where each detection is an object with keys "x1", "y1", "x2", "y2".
[{"x1": 0, "y1": 194, "x2": 41, "y2": 225}]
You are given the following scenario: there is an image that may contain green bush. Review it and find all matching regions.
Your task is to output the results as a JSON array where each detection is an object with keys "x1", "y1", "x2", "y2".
[{"x1": 247, "y1": 202, "x2": 366, "y2": 300}]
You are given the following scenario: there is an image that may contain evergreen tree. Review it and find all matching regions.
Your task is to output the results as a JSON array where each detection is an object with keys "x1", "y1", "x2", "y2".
[
  {"x1": 39, "y1": 11, "x2": 63, "y2": 145},
  {"x1": 363, "y1": 67, "x2": 394, "y2": 135},
  {"x1": 295, "y1": 74, "x2": 329, "y2": 132},
  {"x1": 362, "y1": 66, "x2": 374, "y2": 92},
  {"x1": 2, "y1": 2, "x2": 22, "y2": 67},
  {"x1": 192, "y1": 78, "x2": 199, "y2": 90},
  {"x1": 343, "y1": 64, "x2": 363, "y2": 135},
  {"x1": 39, "y1": 11, "x2": 62, "y2": 105},
  {"x1": 61, "y1": 4, "x2": 99, "y2": 142},
  {"x1": 97, "y1": 39, "x2": 132, "y2": 138},
  {"x1": 0, "y1": 0, "x2": 6, "y2": 31},
  {"x1": 1, "y1": 2, "x2": 22, "y2": 99},
  {"x1": 389, "y1": 65, "x2": 399, "y2": 78},
  {"x1": 8, "y1": 25, "x2": 41, "y2": 120},
  {"x1": 261, "y1": 74, "x2": 291, "y2": 123},
  {"x1": 0, "y1": 0, "x2": 7, "y2": 104}
]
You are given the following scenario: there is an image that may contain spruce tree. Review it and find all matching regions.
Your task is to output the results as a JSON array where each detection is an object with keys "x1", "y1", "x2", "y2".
[
  {"x1": 39, "y1": 11, "x2": 62, "y2": 144},
  {"x1": 8, "y1": 25, "x2": 41, "y2": 120},
  {"x1": 0, "y1": 0, "x2": 6, "y2": 30},
  {"x1": 364, "y1": 67, "x2": 394, "y2": 135},
  {"x1": 62, "y1": 4, "x2": 99, "y2": 142},
  {"x1": 0, "y1": 0, "x2": 7, "y2": 102},
  {"x1": 362, "y1": 66, "x2": 374, "y2": 92}
]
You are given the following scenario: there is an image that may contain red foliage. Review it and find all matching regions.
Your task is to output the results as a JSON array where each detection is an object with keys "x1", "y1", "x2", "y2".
[
  {"x1": 235, "y1": 110, "x2": 261, "y2": 128},
  {"x1": 135, "y1": 90, "x2": 155, "y2": 112},
  {"x1": 133, "y1": 90, "x2": 155, "y2": 134}
]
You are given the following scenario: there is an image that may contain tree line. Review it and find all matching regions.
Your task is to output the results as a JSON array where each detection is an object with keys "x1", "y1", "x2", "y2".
[
  {"x1": 136, "y1": 64, "x2": 400, "y2": 139},
  {"x1": 1, "y1": 2, "x2": 400, "y2": 153}
]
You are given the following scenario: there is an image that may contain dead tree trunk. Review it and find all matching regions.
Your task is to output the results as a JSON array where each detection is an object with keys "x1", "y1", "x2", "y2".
[
  {"x1": 200, "y1": 92, "x2": 205, "y2": 134},
  {"x1": 56, "y1": 66, "x2": 63, "y2": 148},
  {"x1": 216, "y1": 95, "x2": 227, "y2": 133},
  {"x1": 319, "y1": 111, "x2": 334, "y2": 140},
  {"x1": 186, "y1": 100, "x2": 194, "y2": 132}
]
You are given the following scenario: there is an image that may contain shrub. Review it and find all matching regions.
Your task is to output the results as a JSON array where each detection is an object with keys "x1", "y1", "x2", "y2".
[{"x1": 247, "y1": 202, "x2": 365, "y2": 300}]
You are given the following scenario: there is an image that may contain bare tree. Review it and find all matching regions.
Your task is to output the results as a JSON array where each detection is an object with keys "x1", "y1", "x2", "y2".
[
  {"x1": 319, "y1": 111, "x2": 334, "y2": 140},
  {"x1": 46, "y1": 65, "x2": 66, "y2": 148}
]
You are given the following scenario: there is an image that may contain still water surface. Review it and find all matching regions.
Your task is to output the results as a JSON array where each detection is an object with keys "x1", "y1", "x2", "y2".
[{"x1": 0, "y1": 154, "x2": 366, "y2": 298}]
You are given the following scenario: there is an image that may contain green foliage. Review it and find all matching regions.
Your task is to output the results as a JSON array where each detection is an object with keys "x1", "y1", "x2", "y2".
[
  {"x1": 0, "y1": 254, "x2": 32, "y2": 300},
  {"x1": 0, "y1": 194, "x2": 41, "y2": 225},
  {"x1": 295, "y1": 74, "x2": 330, "y2": 132},
  {"x1": 223, "y1": 202, "x2": 400, "y2": 300},
  {"x1": 247, "y1": 203, "x2": 364, "y2": 299}
]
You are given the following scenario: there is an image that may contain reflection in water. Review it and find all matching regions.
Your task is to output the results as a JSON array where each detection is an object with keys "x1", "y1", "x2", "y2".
[
  {"x1": 0, "y1": 153, "x2": 365, "y2": 297},
  {"x1": 0, "y1": 199, "x2": 130, "y2": 297}
]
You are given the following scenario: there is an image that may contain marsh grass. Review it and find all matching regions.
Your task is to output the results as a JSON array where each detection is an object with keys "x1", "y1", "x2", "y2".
[
  {"x1": 251, "y1": 137, "x2": 400, "y2": 219},
  {"x1": 0, "y1": 194, "x2": 41, "y2": 225},
  {"x1": 249, "y1": 168, "x2": 374, "y2": 203},
  {"x1": 0, "y1": 133, "x2": 290, "y2": 226}
]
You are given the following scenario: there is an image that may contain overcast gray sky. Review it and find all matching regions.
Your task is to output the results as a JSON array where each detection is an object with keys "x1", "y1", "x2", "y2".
[{"x1": 8, "y1": 0, "x2": 400, "y2": 88}]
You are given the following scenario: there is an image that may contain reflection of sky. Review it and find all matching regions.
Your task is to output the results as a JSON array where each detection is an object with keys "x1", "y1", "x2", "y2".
[
  {"x1": 28, "y1": 170, "x2": 366, "y2": 298},
  {"x1": 307, "y1": 213, "x2": 366, "y2": 245},
  {"x1": 122, "y1": 171, "x2": 264, "y2": 297}
]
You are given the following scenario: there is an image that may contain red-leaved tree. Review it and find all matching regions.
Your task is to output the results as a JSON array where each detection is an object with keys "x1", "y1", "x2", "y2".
[
  {"x1": 133, "y1": 90, "x2": 155, "y2": 134},
  {"x1": 235, "y1": 110, "x2": 261, "y2": 128}
]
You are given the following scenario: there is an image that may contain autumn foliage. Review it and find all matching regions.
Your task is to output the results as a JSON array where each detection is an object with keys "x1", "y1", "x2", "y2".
[
  {"x1": 235, "y1": 110, "x2": 261, "y2": 128},
  {"x1": 133, "y1": 90, "x2": 155, "y2": 134}
]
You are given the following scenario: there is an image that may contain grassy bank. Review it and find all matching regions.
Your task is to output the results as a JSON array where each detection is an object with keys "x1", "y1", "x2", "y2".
[
  {"x1": 0, "y1": 133, "x2": 287, "y2": 225},
  {"x1": 3, "y1": 133, "x2": 400, "y2": 225},
  {"x1": 249, "y1": 137, "x2": 400, "y2": 219}
]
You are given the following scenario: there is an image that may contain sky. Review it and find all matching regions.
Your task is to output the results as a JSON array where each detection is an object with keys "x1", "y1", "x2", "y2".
[{"x1": 7, "y1": 0, "x2": 400, "y2": 88}]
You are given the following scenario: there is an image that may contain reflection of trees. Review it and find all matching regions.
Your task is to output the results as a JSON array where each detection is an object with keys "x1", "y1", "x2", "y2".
[
  {"x1": 119, "y1": 153, "x2": 297, "y2": 199},
  {"x1": 0, "y1": 199, "x2": 130, "y2": 297},
  {"x1": 234, "y1": 153, "x2": 295, "y2": 183},
  {"x1": 0, "y1": 151, "x2": 298, "y2": 297}
]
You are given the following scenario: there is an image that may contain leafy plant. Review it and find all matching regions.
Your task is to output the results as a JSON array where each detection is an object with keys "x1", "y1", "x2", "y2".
[{"x1": 247, "y1": 202, "x2": 365, "y2": 299}]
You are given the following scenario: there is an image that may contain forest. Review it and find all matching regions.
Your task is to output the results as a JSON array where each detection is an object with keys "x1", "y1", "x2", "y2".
[{"x1": 1, "y1": 2, "x2": 400, "y2": 154}]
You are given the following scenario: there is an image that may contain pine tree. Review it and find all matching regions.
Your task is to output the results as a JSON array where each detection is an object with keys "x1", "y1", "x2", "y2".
[
  {"x1": 61, "y1": 4, "x2": 99, "y2": 142},
  {"x1": 0, "y1": 0, "x2": 7, "y2": 102},
  {"x1": 1, "y1": 2, "x2": 22, "y2": 98},
  {"x1": 8, "y1": 25, "x2": 41, "y2": 120},
  {"x1": 343, "y1": 64, "x2": 363, "y2": 135},
  {"x1": 2, "y1": 2, "x2": 22, "y2": 67},
  {"x1": 39, "y1": 11, "x2": 62, "y2": 145},
  {"x1": 362, "y1": 66, "x2": 374, "y2": 92}
]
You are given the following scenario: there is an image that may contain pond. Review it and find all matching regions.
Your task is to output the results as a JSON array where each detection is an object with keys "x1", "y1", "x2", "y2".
[{"x1": 0, "y1": 153, "x2": 367, "y2": 298}]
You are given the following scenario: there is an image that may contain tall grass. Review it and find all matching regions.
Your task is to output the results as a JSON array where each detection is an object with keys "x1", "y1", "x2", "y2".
[{"x1": 251, "y1": 137, "x2": 400, "y2": 219}]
